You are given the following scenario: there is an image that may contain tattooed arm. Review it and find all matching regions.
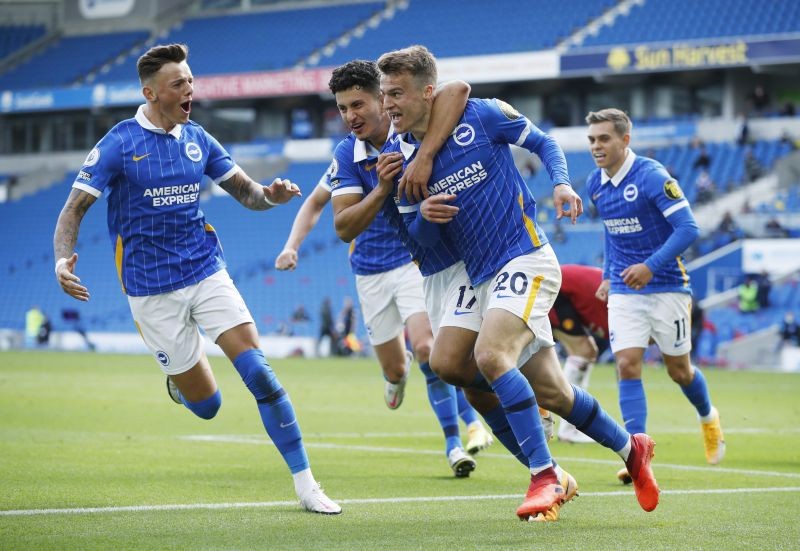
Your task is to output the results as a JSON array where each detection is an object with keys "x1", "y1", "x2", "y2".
[
  {"x1": 53, "y1": 189, "x2": 97, "y2": 301},
  {"x1": 218, "y1": 169, "x2": 302, "y2": 210}
]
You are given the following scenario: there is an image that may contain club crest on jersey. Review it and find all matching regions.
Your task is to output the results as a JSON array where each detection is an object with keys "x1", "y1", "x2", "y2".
[
  {"x1": 329, "y1": 158, "x2": 339, "y2": 178},
  {"x1": 623, "y1": 183, "x2": 638, "y2": 202},
  {"x1": 663, "y1": 178, "x2": 683, "y2": 200},
  {"x1": 83, "y1": 147, "x2": 100, "y2": 167},
  {"x1": 184, "y1": 142, "x2": 202, "y2": 162},
  {"x1": 155, "y1": 350, "x2": 170, "y2": 367},
  {"x1": 453, "y1": 123, "x2": 476, "y2": 146}
]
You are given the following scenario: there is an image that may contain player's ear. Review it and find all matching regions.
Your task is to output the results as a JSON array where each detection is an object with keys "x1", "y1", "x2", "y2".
[
  {"x1": 142, "y1": 83, "x2": 156, "y2": 103},
  {"x1": 423, "y1": 84, "x2": 434, "y2": 101},
  {"x1": 622, "y1": 133, "x2": 631, "y2": 146}
]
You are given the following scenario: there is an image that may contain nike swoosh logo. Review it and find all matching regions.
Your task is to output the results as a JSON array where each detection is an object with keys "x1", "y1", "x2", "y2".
[
  {"x1": 592, "y1": 192, "x2": 602, "y2": 200},
  {"x1": 674, "y1": 341, "x2": 686, "y2": 347},
  {"x1": 280, "y1": 419, "x2": 297, "y2": 428},
  {"x1": 433, "y1": 397, "x2": 452, "y2": 405},
  {"x1": 132, "y1": 153, "x2": 151, "y2": 161},
  {"x1": 453, "y1": 310, "x2": 473, "y2": 316},
  {"x1": 363, "y1": 162, "x2": 376, "y2": 171},
  {"x1": 518, "y1": 436, "x2": 531, "y2": 447}
]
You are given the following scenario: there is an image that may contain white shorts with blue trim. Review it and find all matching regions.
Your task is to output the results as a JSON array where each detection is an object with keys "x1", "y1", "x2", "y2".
[
  {"x1": 128, "y1": 269, "x2": 254, "y2": 375},
  {"x1": 355, "y1": 262, "x2": 427, "y2": 345},
  {"x1": 475, "y1": 245, "x2": 561, "y2": 358},
  {"x1": 608, "y1": 292, "x2": 693, "y2": 356}
]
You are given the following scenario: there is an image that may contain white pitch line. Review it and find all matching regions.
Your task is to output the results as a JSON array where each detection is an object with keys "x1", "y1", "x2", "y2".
[
  {"x1": 3, "y1": 487, "x2": 800, "y2": 517},
  {"x1": 181, "y1": 435, "x2": 800, "y2": 480}
]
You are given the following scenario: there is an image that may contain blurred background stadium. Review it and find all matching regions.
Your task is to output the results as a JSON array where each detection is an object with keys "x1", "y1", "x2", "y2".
[{"x1": 1, "y1": 0, "x2": 799, "y2": 370}]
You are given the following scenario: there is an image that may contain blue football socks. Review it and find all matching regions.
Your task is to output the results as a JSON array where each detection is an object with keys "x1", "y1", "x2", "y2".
[
  {"x1": 419, "y1": 362, "x2": 461, "y2": 454},
  {"x1": 483, "y1": 403, "x2": 527, "y2": 466},
  {"x1": 233, "y1": 349, "x2": 309, "y2": 474},
  {"x1": 181, "y1": 389, "x2": 222, "y2": 420},
  {"x1": 455, "y1": 387, "x2": 479, "y2": 426},
  {"x1": 619, "y1": 378, "x2": 648, "y2": 435},
  {"x1": 681, "y1": 366, "x2": 712, "y2": 417},
  {"x1": 565, "y1": 385, "x2": 630, "y2": 453},
  {"x1": 491, "y1": 369, "x2": 551, "y2": 470}
]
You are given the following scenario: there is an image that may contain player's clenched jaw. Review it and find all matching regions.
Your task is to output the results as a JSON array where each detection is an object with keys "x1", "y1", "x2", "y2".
[
  {"x1": 380, "y1": 71, "x2": 432, "y2": 138},
  {"x1": 142, "y1": 61, "x2": 194, "y2": 131},
  {"x1": 587, "y1": 121, "x2": 630, "y2": 177},
  {"x1": 335, "y1": 86, "x2": 387, "y2": 145}
]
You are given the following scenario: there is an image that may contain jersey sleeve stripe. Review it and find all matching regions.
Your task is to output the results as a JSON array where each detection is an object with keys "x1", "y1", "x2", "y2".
[
  {"x1": 662, "y1": 200, "x2": 689, "y2": 218},
  {"x1": 212, "y1": 165, "x2": 239, "y2": 185},
  {"x1": 72, "y1": 182, "x2": 102, "y2": 197},
  {"x1": 331, "y1": 187, "x2": 364, "y2": 197},
  {"x1": 514, "y1": 122, "x2": 532, "y2": 147},
  {"x1": 397, "y1": 204, "x2": 419, "y2": 214}
]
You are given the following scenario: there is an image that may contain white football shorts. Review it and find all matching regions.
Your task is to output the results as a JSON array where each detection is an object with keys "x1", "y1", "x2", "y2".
[
  {"x1": 475, "y1": 245, "x2": 561, "y2": 358},
  {"x1": 423, "y1": 261, "x2": 482, "y2": 337},
  {"x1": 128, "y1": 269, "x2": 254, "y2": 375},
  {"x1": 608, "y1": 292, "x2": 693, "y2": 356},
  {"x1": 355, "y1": 261, "x2": 427, "y2": 345}
]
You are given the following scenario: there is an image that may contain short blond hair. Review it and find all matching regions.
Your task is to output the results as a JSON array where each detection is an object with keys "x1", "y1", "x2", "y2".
[
  {"x1": 377, "y1": 45, "x2": 437, "y2": 86},
  {"x1": 585, "y1": 108, "x2": 632, "y2": 137}
]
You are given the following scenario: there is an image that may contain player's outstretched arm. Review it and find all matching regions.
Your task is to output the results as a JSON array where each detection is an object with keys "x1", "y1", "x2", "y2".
[
  {"x1": 54, "y1": 188, "x2": 97, "y2": 301},
  {"x1": 276, "y1": 185, "x2": 332, "y2": 270},
  {"x1": 399, "y1": 80, "x2": 470, "y2": 204},
  {"x1": 219, "y1": 170, "x2": 301, "y2": 210}
]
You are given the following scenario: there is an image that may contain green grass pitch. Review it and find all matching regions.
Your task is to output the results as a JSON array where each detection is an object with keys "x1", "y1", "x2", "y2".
[{"x1": 1, "y1": 351, "x2": 799, "y2": 550}]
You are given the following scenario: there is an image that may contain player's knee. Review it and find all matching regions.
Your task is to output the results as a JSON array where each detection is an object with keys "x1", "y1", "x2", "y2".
[
  {"x1": 667, "y1": 365, "x2": 694, "y2": 386},
  {"x1": 474, "y1": 347, "x2": 507, "y2": 381},
  {"x1": 233, "y1": 349, "x2": 281, "y2": 401},
  {"x1": 186, "y1": 389, "x2": 222, "y2": 420},
  {"x1": 429, "y1": 352, "x2": 471, "y2": 386},
  {"x1": 615, "y1": 356, "x2": 640, "y2": 379},
  {"x1": 411, "y1": 340, "x2": 432, "y2": 364},
  {"x1": 578, "y1": 338, "x2": 599, "y2": 363}
]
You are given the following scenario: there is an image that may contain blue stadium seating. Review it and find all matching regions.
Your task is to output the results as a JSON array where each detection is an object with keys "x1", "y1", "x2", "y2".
[
  {"x1": 0, "y1": 31, "x2": 148, "y2": 90},
  {"x1": 324, "y1": 0, "x2": 616, "y2": 66},
  {"x1": 0, "y1": 24, "x2": 46, "y2": 61},
  {"x1": 581, "y1": 0, "x2": 800, "y2": 48},
  {"x1": 95, "y1": 3, "x2": 383, "y2": 83}
]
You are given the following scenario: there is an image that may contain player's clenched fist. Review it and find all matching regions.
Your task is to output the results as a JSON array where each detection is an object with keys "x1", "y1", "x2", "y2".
[
  {"x1": 275, "y1": 248, "x2": 298, "y2": 271},
  {"x1": 376, "y1": 152, "x2": 404, "y2": 194}
]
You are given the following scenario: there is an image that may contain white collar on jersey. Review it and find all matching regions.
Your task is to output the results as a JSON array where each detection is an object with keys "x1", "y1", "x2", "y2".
[
  {"x1": 352, "y1": 123, "x2": 395, "y2": 162},
  {"x1": 395, "y1": 133, "x2": 418, "y2": 161},
  {"x1": 601, "y1": 148, "x2": 637, "y2": 187},
  {"x1": 135, "y1": 104, "x2": 183, "y2": 139}
]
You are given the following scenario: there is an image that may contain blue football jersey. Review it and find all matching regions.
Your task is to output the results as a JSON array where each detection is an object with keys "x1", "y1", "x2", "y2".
[
  {"x1": 72, "y1": 105, "x2": 237, "y2": 296},
  {"x1": 329, "y1": 131, "x2": 459, "y2": 277},
  {"x1": 393, "y1": 98, "x2": 565, "y2": 286},
  {"x1": 586, "y1": 150, "x2": 693, "y2": 295}
]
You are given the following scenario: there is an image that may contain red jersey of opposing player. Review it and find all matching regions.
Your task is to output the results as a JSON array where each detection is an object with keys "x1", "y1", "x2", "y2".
[{"x1": 548, "y1": 264, "x2": 609, "y2": 339}]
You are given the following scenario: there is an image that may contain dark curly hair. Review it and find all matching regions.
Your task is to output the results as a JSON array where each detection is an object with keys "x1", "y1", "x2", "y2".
[{"x1": 328, "y1": 59, "x2": 380, "y2": 95}]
